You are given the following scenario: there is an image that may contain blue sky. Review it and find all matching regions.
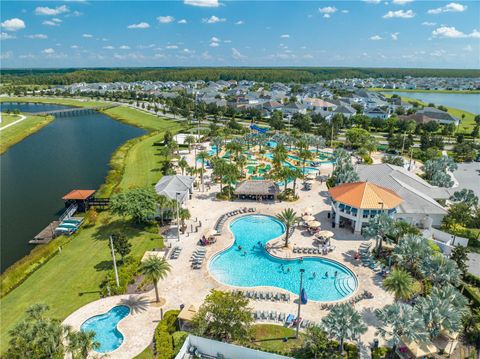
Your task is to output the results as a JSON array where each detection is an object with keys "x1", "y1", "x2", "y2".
[{"x1": 1, "y1": 0, "x2": 479, "y2": 69}]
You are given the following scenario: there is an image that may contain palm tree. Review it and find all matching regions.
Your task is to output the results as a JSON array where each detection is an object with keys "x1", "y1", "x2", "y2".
[
  {"x1": 211, "y1": 136, "x2": 223, "y2": 157},
  {"x1": 185, "y1": 135, "x2": 196, "y2": 153},
  {"x1": 272, "y1": 144, "x2": 288, "y2": 169},
  {"x1": 393, "y1": 235, "x2": 434, "y2": 276},
  {"x1": 197, "y1": 150, "x2": 210, "y2": 191},
  {"x1": 68, "y1": 330, "x2": 100, "y2": 358},
  {"x1": 178, "y1": 157, "x2": 188, "y2": 175},
  {"x1": 140, "y1": 256, "x2": 171, "y2": 303},
  {"x1": 290, "y1": 167, "x2": 303, "y2": 197},
  {"x1": 236, "y1": 155, "x2": 247, "y2": 177},
  {"x1": 322, "y1": 304, "x2": 367, "y2": 354},
  {"x1": 301, "y1": 325, "x2": 337, "y2": 359},
  {"x1": 383, "y1": 268, "x2": 419, "y2": 301},
  {"x1": 375, "y1": 303, "x2": 429, "y2": 357},
  {"x1": 157, "y1": 195, "x2": 173, "y2": 226},
  {"x1": 298, "y1": 148, "x2": 314, "y2": 177},
  {"x1": 362, "y1": 213, "x2": 395, "y2": 256},
  {"x1": 420, "y1": 255, "x2": 461, "y2": 286},
  {"x1": 276, "y1": 208, "x2": 297, "y2": 247}
]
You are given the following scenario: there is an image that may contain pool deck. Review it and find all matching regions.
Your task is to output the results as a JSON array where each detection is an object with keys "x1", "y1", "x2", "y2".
[{"x1": 64, "y1": 143, "x2": 392, "y2": 358}]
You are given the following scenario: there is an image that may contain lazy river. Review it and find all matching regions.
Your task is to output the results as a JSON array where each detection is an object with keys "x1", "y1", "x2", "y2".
[{"x1": 209, "y1": 215, "x2": 357, "y2": 302}]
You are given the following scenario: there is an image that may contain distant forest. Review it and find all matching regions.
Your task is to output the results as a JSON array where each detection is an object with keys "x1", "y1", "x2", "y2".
[{"x1": 2, "y1": 67, "x2": 480, "y2": 85}]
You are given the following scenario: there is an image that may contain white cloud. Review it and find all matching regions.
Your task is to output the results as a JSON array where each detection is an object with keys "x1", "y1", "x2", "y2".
[
  {"x1": 464, "y1": 45, "x2": 473, "y2": 51},
  {"x1": 51, "y1": 18, "x2": 62, "y2": 23},
  {"x1": 35, "y1": 5, "x2": 69, "y2": 16},
  {"x1": 370, "y1": 35, "x2": 383, "y2": 40},
  {"x1": 103, "y1": 45, "x2": 115, "y2": 50},
  {"x1": 432, "y1": 26, "x2": 480, "y2": 38},
  {"x1": 280, "y1": 34, "x2": 290, "y2": 38},
  {"x1": 231, "y1": 47, "x2": 246, "y2": 59},
  {"x1": 210, "y1": 36, "x2": 220, "y2": 42},
  {"x1": 26, "y1": 33, "x2": 48, "y2": 39},
  {"x1": 166, "y1": 45, "x2": 178, "y2": 49},
  {"x1": 209, "y1": 42, "x2": 219, "y2": 47},
  {"x1": 319, "y1": 6, "x2": 337, "y2": 14},
  {"x1": 42, "y1": 20, "x2": 59, "y2": 26},
  {"x1": 82, "y1": 33, "x2": 93, "y2": 38},
  {"x1": 203, "y1": 15, "x2": 226, "y2": 23},
  {"x1": 184, "y1": 0, "x2": 219, "y2": 7},
  {"x1": 157, "y1": 16, "x2": 175, "y2": 24},
  {"x1": 323, "y1": 14, "x2": 331, "y2": 18},
  {"x1": 428, "y1": 2, "x2": 467, "y2": 14},
  {"x1": 0, "y1": 51, "x2": 13, "y2": 60},
  {"x1": 223, "y1": 39, "x2": 232, "y2": 43},
  {"x1": 1, "y1": 32, "x2": 15, "y2": 40},
  {"x1": 391, "y1": 32, "x2": 399, "y2": 40},
  {"x1": 71, "y1": 45, "x2": 79, "y2": 49},
  {"x1": 383, "y1": 9, "x2": 415, "y2": 18},
  {"x1": 42, "y1": 48, "x2": 55, "y2": 54},
  {"x1": 363, "y1": 0, "x2": 381, "y2": 3},
  {"x1": 235, "y1": 20, "x2": 244, "y2": 25},
  {"x1": 119, "y1": 45, "x2": 130, "y2": 50},
  {"x1": 127, "y1": 22, "x2": 150, "y2": 29},
  {"x1": 201, "y1": 51, "x2": 212, "y2": 60},
  {"x1": 392, "y1": 0, "x2": 413, "y2": 4},
  {"x1": 1, "y1": 18, "x2": 26, "y2": 31},
  {"x1": 341, "y1": 10, "x2": 349, "y2": 13},
  {"x1": 422, "y1": 21, "x2": 436, "y2": 26},
  {"x1": 178, "y1": 19, "x2": 187, "y2": 24}
]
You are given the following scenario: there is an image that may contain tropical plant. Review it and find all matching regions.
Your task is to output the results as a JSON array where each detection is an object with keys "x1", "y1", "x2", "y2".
[
  {"x1": 140, "y1": 257, "x2": 171, "y2": 303},
  {"x1": 298, "y1": 148, "x2": 314, "y2": 178},
  {"x1": 184, "y1": 135, "x2": 196, "y2": 153},
  {"x1": 110, "y1": 187, "x2": 159, "y2": 224},
  {"x1": 276, "y1": 208, "x2": 297, "y2": 247},
  {"x1": 236, "y1": 154, "x2": 247, "y2": 177},
  {"x1": 7, "y1": 304, "x2": 99, "y2": 359},
  {"x1": 450, "y1": 189, "x2": 479, "y2": 208},
  {"x1": 178, "y1": 157, "x2": 188, "y2": 175},
  {"x1": 331, "y1": 148, "x2": 359, "y2": 186},
  {"x1": 423, "y1": 156, "x2": 458, "y2": 188},
  {"x1": 450, "y1": 245, "x2": 469, "y2": 275},
  {"x1": 211, "y1": 136, "x2": 223, "y2": 157},
  {"x1": 321, "y1": 303, "x2": 367, "y2": 354},
  {"x1": 157, "y1": 195, "x2": 173, "y2": 226},
  {"x1": 362, "y1": 213, "x2": 395, "y2": 255},
  {"x1": 392, "y1": 235, "x2": 434, "y2": 276},
  {"x1": 383, "y1": 268, "x2": 419, "y2": 301},
  {"x1": 420, "y1": 255, "x2": 461, "y2": 286},
  {"x1": 178, "y1": 208, "x2": 191, "y2": 227},
  {"x1": 300, "y1": 325, "x2": 340, "y2": 359},
  {"x1": 272, "y1": 144, "x2": 288, "y2": 169},
  {"x1": 196, "y1": 150, "x2": 210, "y2": 191},
  {"x1": 191, "y1": 290, "x2": 253, "y2": 342},
  {"x1": 375, "y1": 302, "x2": 429, "y2": 356}
]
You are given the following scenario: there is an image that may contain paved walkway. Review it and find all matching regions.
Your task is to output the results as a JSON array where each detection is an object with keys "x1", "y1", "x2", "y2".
[{"x1": 0, "y1": 114, "x2": 26, "y2": 131}]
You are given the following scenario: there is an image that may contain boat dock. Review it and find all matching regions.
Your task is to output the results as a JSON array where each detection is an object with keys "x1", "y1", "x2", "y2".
[{"x1": 30, "y1": 221, "x2": 61, "y2": 244}]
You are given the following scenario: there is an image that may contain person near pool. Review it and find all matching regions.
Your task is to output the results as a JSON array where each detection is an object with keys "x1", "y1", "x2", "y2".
[
  {"x1": 238, "y1": 245, "x2": 242, "y2": 251},
  {"x1": 325, "y1": 271, "x2": 328, "y2": 278},
  {"x1": 313, "y1": 272, "x2": 316, "y2": 278},
  {"x1": 334, "y1": 271, "x2": 338, "y2": 277}
]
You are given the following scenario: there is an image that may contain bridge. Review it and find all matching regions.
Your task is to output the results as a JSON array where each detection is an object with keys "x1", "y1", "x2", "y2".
[{"x1": 32, "y1": 104, "x2": 118, "y2": 117}]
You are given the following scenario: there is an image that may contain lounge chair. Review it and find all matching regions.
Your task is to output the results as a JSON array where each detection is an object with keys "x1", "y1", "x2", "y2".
[
  {"x1": 274, "y1": 293, "x2": 280, "y2": 301},
  {"x1": 278, "y1": 312, "x2": 285, "y2": 322},
  {"x1": 285, "y1": 314, "x2": 295, "y2": 325},
  {"x1": 260, "y1": 292, "x2": 266, "y2": 300}
]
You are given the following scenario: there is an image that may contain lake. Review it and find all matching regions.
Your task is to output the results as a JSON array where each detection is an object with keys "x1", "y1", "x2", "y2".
[
  {"x1": 388, "y1": 91, "x2": 480, "y2": 114},
  {"x1": 0, "y1": 103, "x2": 146, "y2": 272}
]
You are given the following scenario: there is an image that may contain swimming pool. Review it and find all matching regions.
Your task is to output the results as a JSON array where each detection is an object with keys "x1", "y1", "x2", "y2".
[
  {"x1": 209, "y1": 215, "x2": 358, "y2": 302},
  {"x1": 81, "y1": 305, "x2": 130, "y2": 353}
]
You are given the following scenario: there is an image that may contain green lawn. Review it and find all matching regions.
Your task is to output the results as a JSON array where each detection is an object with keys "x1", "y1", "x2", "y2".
[
  {"x1": 102, "y1": 106, "x2": 183, "y2": 132},
  {"x1": 134, "y1": 344, "x2": 154, "y2": 359},
  {"x1": 0, "y1": 96, "x2": 109, "y2": 108},
  {"x1": 0, "y1": 114, "x2": 21, "y2": 127},
  {"x1": 0, "y1": 113, "x2": 54, "y2": 154},
  {"x1": 118, "y1": 132, "x2": 172, "y2": 190},
  {"x1": 0, "y1": 213, "x2": 163, "y2": 352},
  {"x1": 248, "y1": 324, "x2": 303, "y2": 354}
]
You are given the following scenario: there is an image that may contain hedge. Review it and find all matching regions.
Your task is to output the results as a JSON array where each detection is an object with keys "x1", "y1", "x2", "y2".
[
  {"x1": 465, "y1": 273, "x2": 480, "y2": 288},
  {"x1": 99, "y1": 256, "x2": 140, "y2": 296},
  {"x1": 463, "y1": 285, "x2": 480, "y2": 308},
  {"x1": 154, "y1": 310, "x2": 182, "y2": 359},
  {"x1": 372, "y1": 347, "x2": 391, "y2": 359}
]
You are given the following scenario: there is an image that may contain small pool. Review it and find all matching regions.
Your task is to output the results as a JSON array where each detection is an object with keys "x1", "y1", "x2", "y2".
[
  {"x1": 209, "y1": 215, "x2": 358, "y2": 302},
  {"x1": 81, "y1": 305, "x2": 130, "y2": 353}
]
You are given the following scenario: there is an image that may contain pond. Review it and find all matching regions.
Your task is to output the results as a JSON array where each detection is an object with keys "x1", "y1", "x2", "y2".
[
  {"x1": 388, "y1": 91, "x2": 480, "y2": 114},
  {"x1": 0, "y1": 103, "x2": 146, "y2": 272}
]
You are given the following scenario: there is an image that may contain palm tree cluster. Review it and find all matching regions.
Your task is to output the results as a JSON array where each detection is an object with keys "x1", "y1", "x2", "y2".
[
  {"x1": 330, "y1": 148, "x2": 359, "y2": 186},
  {"x1": 7, "y1": 304, "x2": 99, "y2": 359}
]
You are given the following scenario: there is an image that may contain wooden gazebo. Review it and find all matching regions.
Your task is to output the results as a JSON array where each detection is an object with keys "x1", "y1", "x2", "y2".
[
  {"x1": 62, "y1": 190, "x2": 96, "y2": 212},
  {"x1": 234, "y1": 180, "x2": 279, "y2": 201}
]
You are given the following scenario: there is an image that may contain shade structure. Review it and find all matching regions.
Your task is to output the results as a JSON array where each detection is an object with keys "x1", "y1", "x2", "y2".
[
  {"x1": 206, "y1": 229, "x2": 217, "y2": 237},
  {"x1": 317, "y1": 230, "x2": 334, "y2": 238},
  {"x1": 328, "y1": 182, "x2": 403, "y2": 210},
  {"x1": 306, "y1": 173, "x2": 316, "y2": 180},
  {"x1": 307, "y1": 220, "x2": 321, "y2": 228},
  {"x1": 302, "y1": 215, "x2": 315, "y2": 221},
  {"x1": 400, "y1": 337, "x2": 438, "y2": 358},
  {"x1": 302, "y1": 207, "x2": 313, "y2": 214}
]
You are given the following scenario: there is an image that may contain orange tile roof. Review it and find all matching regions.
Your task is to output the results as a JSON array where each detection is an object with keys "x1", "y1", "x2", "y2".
[
  {"x1": 328, "y1": 182, "x2": 403, "y2": 209},
  {"x1": 62, "y1": 189, "x2": 96, "y2": 200}
]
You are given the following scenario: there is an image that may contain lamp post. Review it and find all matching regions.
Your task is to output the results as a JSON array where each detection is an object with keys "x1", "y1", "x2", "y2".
[
  {"x1": 296, "y1": 268, "x2": 305, "y2": 339},
  {"x1": 176, "y1": 192, "x2": 181, "y2": 242},
  {"x1": 109, "y1": 235, "x2": 120, "y2": 287}
]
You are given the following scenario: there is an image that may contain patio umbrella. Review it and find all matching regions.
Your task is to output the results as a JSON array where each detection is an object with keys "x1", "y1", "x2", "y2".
[
  {"x1": 307, "y1": 221, "x2": 321, "y2": 228},
  {"x1": 317, "y1": 230, "x2": 334, "y2": 238},
  {"x1": 306, "y1": 173, "x2": 316, "y2": 180},
  {"x1": 206, "y1": 229, "x2": 217, "y2": 237},
  {"x1": 302, "y1": 215, "x2": 315, "y2": 222},
  {"x1": 302, "y1": 207, "x2": 313, "y2": 214}
]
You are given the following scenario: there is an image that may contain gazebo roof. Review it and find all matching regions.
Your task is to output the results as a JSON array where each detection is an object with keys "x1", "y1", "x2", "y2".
[
  {"x1": 62, "y1": 189, "x2": 96, "y2": 200},
  {"x1": 177, "y1": 304, "x2": 198, "y2": 322},
  {"x1": 234, "y1": 180, "x2": 279, "y2": 196},
  {"x1": 328, "y1": 182, "x2": 403, "y2": 209}
]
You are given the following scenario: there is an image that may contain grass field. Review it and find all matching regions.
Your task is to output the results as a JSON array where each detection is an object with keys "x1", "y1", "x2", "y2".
[
  {"x1": 0, "y1": 114, "x2": 22, "y2": 127},
  {"x1": 102, "y1": 106, "x2": 183, "y2": 132},
  {"x1": 0, "y1": 213, "x2": 163, "y2": 352},
  {"x1": 248, "y1": 324, "x2": 303, "y2": 354},
  {"x1": 0, "y1": 96, "x2": 109, "y2": 108},
  {"x1": 0, "y1": 113, "x2": 54, "y2": 154}
]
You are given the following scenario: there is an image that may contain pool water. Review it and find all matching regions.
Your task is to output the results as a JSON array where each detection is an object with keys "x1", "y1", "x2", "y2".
[
  {"x1": 81, "y1": 305, "x2": 130, "y2": 353},
  {"x1": 209, "y1": 215, "x2": 358, "y2": 301}
]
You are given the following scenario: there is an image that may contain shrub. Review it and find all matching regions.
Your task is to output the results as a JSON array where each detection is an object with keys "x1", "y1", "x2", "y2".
[
  {"x1": 155, "y1": 323, "x2": 174, "y2": 359},
  {"x1": 344, "y1": 342, "x2": 360, "y2": 359},
  {"x1": 172, "y1": 331, "x2": 189, "y2": 356},
  {"x1": 163, "y1": 310, "x2": 180, "y2": 333},
  {"x1": 463, "y1": 285, "x2": 480, "y2": 308},
  {"x1": 361, "y1": 154, "x2": 373, "y2": 164},
  {"x1": 99, "y1": 256, "x2": 140, "y2": 296},
  {"x1": 372, "y1": 347, "x2": 391, "y2": 359}
]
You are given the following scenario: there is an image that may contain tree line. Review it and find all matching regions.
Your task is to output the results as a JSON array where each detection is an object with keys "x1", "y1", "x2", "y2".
[{"x1": 2, "y1": 67, "x2": 480, "y2": 85}]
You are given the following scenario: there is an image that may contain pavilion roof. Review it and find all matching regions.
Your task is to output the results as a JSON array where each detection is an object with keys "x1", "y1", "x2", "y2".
[
  {"x1": 62, "y1": 190, "x2": 96, "y2": 200},
  {"x1": 328, "y1": 182, "x2": 403, "y2": 209}
]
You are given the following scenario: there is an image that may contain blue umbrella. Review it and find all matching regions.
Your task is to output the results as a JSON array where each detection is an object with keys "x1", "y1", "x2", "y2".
[{"x1": 300, "y1": 288, "x2": 308, "y2": 305}]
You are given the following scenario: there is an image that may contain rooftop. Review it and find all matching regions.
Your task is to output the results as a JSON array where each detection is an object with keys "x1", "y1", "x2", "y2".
[
  {"x1": 62, "y1": 189, "x2": 96, "y2": 200},
  {"x1": 328, "y1": 182, "x2": 403, "y2": 210},
  {"x1": 234, "y1": 180, "x2": 280, "y2": 196}
]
